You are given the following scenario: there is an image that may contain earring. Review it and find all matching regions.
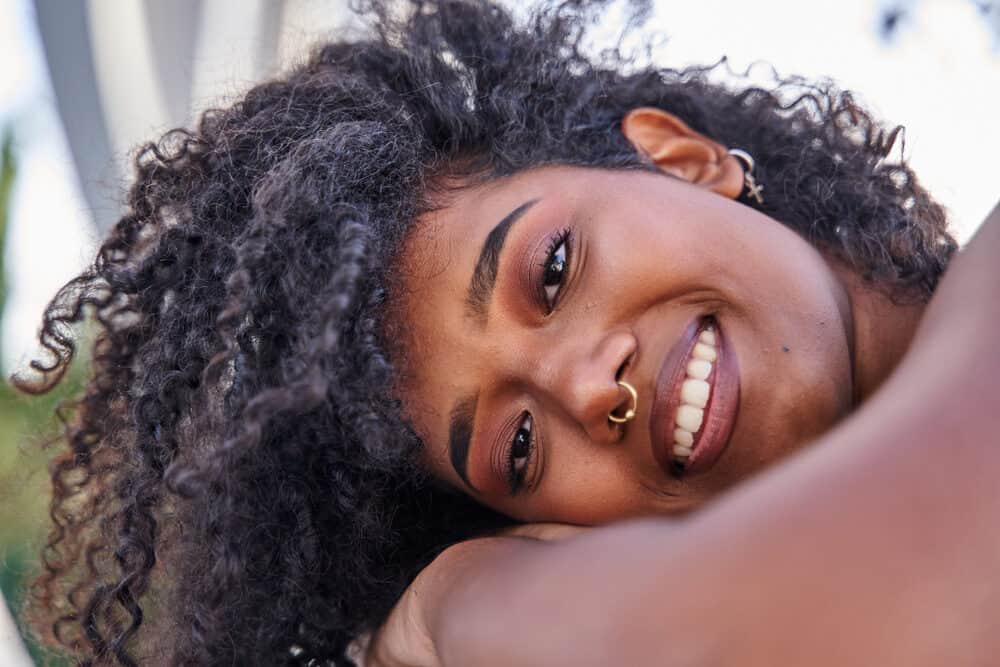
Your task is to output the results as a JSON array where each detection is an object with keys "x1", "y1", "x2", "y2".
[{"x1": 727, "y1": 148, "x2": 764, "y2": 205}]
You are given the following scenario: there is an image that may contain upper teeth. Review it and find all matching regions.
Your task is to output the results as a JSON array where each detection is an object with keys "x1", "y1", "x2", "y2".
[{"x1": 672, "y1": 325, "x2": 718, "y2": 461}]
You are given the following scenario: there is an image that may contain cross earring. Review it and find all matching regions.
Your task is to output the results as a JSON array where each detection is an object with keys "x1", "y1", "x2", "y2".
[{"x1": 727, "y1": 148, "x2": 764, "y2": 206}]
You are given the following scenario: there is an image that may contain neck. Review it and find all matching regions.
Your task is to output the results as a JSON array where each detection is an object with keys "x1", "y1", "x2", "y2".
[{"x1": 835, "y1": 267, "x2": 927, "y2": 405}]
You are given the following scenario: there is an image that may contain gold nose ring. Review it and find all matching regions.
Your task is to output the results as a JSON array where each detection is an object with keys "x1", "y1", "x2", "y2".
[{"x1": 608, "y1": 380, "x2": 638, "y2": 424}]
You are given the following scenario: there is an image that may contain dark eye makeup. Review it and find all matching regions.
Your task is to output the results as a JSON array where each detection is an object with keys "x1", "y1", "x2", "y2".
[
  {"x1": 506, "y1": 413, "x2": 533, "y2": 492},
  {"x1": 502, "y1": 226, "x2": 575, "y2": 493},
  {"x1": 538, "y1": 227, "x2": 572, "y2": 312}
]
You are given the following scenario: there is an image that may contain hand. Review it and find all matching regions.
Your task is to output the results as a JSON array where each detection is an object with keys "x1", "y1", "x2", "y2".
[{"x1": 362, "y1": 523, "x2": 585, "y2": 666}]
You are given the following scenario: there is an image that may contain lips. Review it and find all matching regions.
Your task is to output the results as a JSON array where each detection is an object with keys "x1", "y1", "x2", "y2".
[{"x1": 649, "y1": 316, "x2": 740, "y2": 477}]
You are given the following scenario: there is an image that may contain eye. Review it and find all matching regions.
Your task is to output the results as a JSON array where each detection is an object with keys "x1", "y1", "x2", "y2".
[
  {"x1": 540, "y1": 228, "x2": 572, "y2": 311},
  {"x1": 507, "y1": 413, "x2": 533, "y2": 493}
]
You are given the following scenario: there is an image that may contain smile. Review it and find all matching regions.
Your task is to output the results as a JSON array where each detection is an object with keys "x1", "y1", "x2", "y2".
[{"x1": 650, "y1": 317, "x2": 741, "y2": 477}]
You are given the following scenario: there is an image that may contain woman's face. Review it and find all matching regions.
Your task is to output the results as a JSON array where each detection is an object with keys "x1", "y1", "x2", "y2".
[{"x1": 395, "y1": 165, "x2": 858, "y2": 524}]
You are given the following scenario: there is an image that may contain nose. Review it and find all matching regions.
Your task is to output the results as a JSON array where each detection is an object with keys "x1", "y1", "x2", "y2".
[{"x1": 537, "y1": 329, "x2": 638, "y2": 444}]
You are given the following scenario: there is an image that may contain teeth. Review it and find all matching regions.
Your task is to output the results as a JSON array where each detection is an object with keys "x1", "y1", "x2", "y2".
[
  {"x1": 680, "y1": 378, "x2": 710, "y2": 408},
  {"x1": 686, "y1": 359, "x2": 712, "y2": 380},
  {"x1": 692, "y1": 343, "x2": 717, "y2": 362},
  {"x1": 670, "y1": 323, "x2": 721, "y2": 461},
  {"x1": 676, "y1": 405, "x2": 704, "y2": 433}
]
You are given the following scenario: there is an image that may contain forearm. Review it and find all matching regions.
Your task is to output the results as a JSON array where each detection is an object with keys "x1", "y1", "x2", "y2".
[{"x1": 434, "y1": 203, "x2": 1000, "y2": 666}]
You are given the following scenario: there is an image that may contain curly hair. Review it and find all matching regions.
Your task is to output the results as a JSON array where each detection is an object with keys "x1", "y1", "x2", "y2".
[{"x1": 14, "y1": 0, "x2": 955, "y2": 664}]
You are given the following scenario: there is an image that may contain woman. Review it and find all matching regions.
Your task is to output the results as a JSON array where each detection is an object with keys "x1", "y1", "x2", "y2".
[{"x1": 14, "y1": 0, "x2": 996, "y2": 665}]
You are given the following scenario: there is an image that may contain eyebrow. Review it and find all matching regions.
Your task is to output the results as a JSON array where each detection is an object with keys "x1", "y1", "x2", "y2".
[
  {"x1": 448, "y1": 393, "x2": 479, "y2": 492},
  {"x1": 464, "y1": 198, "x2": 540, "y2": 324}
]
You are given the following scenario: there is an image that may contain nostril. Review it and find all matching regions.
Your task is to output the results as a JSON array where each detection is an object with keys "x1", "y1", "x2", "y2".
[{"x1": 615, "y1": 352, "x2": 635, "y2": 382}]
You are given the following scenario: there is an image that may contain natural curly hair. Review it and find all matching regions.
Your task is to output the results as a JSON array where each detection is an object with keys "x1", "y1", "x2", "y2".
[{"x1": 14, "y1": 0, "x2": 955, "y2": 664}]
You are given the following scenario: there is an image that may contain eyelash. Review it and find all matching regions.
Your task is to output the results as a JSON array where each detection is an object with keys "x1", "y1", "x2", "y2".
[
  {"x1": 538, "y1": 227, "x2": 573, "y2": 312},
  {"x1": 506, "y1": 413, "x2": 533, "y2": 493}
]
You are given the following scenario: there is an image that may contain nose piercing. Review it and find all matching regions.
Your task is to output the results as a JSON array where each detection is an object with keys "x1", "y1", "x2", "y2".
[{"x1": 608, "y1": 380, "x2": 638, "y2": 424}]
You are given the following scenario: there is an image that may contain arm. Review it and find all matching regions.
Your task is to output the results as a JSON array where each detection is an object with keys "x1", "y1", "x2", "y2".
[{"x1": 379, "y1": 203, "x2": 1000, "y2": 666}]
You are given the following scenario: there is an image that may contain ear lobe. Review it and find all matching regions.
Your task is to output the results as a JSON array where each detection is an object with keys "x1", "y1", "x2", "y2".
[{"x1": 621, "y1": 107, "x2": 744, "y2": 199}]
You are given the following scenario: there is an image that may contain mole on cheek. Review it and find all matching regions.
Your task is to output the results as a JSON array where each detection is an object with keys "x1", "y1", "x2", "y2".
[{"x1": 782, "y1": 345, "x2": 790, "y2": 353}]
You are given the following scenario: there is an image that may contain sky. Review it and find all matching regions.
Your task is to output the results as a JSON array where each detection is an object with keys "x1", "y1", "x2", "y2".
[{"x1": 0, "y1": 0, "x2": 997, "y2": 372}]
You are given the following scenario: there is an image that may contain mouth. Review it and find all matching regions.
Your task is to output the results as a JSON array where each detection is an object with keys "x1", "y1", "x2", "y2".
[{"x1": 649, "y1": 316, "x2": 740, "y2": 478}]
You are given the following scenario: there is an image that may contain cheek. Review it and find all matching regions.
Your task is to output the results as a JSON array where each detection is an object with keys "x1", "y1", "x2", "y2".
[
  {"x1": 707, "y1": 216, "x2": 855, "y2": 426},
  {"x1": 742, "y1": 314, "x2": 852, "y2": 425},
  {"x1": 511, "y1": 449, "x2": 659, "y2": 525},
  {"x1": 722, "y1": 282, "x2": 854, "y2": 484}
]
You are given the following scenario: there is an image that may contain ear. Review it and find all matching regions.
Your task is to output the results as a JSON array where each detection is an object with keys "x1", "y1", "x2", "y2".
[{"x1": 621, "y1": 107, "x2": 744, "y2": 199}]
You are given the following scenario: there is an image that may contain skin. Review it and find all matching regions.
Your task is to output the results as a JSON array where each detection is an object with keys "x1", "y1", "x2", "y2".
[{"x1": 395, "y1": 107, "x2": 924, "y2": 524}]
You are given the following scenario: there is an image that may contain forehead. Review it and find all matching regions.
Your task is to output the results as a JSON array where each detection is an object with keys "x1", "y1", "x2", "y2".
[
  {"x1": 406, "y1": 168, "x2": 554, "y2": 260},
  {"x1": 393, "y1": 167, "x2": 583, "y2": 463},
  {"x1": 403, "y1": 164, "x2": 603, "y2": 264}
]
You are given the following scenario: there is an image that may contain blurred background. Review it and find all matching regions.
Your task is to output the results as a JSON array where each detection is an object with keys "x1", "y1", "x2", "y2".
[{"x1": 0, "y1": 0, "x2": 997, "y2": 663}]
